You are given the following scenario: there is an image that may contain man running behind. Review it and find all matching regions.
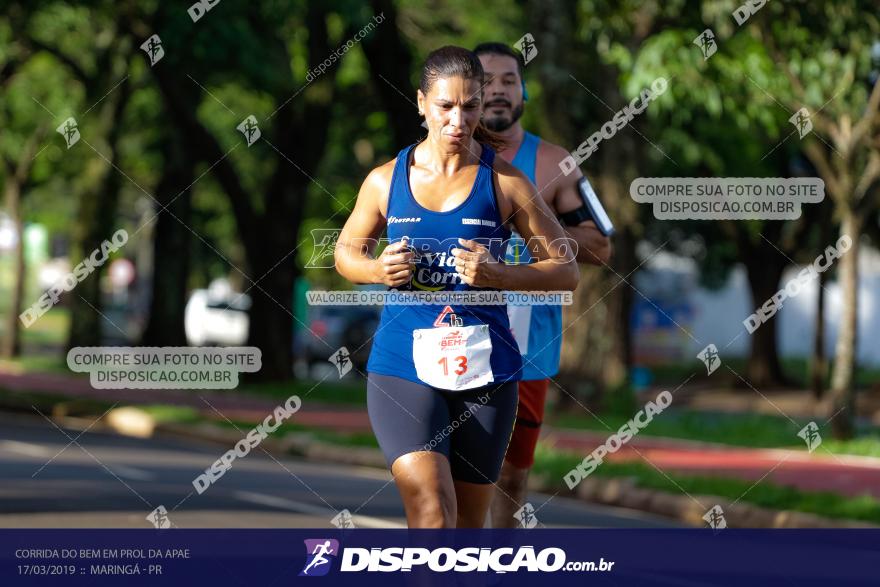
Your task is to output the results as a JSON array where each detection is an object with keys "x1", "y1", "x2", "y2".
[{"x1": 474, "y1": 42, "x2": 612, "y2": 528}]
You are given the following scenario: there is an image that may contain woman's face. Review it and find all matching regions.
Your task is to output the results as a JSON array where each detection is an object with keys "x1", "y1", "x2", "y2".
[{"x1": 418, "y1": 76, "x2": 483, "y2": 150}]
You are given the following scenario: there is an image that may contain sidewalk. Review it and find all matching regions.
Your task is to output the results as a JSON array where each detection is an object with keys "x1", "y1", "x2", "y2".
[{"x1": 3, "y1": 367, "x2": 880, "y2": 499}]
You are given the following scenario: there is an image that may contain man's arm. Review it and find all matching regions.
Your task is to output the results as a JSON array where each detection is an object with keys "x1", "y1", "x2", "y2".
[{"x1": 538, "y1": 142, "x2": 612, "y2": 266}]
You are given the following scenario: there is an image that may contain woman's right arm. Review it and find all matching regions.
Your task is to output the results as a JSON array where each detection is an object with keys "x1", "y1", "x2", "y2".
[{"x1": 334, "y1": 162, "x2": 415, "y2": 287}]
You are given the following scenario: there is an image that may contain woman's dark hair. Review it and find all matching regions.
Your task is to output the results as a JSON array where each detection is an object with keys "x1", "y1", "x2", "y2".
[{"x1": 419, "y1": 45, "x2": 506, "y2": 151}]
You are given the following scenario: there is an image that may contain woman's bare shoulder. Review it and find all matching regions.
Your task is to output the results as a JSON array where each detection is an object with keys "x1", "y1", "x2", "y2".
[
  {"x1": 364, "y1": 157, "x2": 398, "y2": 191},
  {"x1": 359, "y1": 156, "x2": 399, "y2": 217}
]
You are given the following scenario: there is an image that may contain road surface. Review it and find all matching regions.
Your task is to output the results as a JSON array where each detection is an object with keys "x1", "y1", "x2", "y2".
[{"x1": 0, "y1": 413, "x2": 676, "y2": 529}]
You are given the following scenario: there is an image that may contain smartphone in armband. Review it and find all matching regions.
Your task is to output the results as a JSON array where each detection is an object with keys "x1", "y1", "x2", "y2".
[
  {"x1": 579, "y1": 177, "x2": 615, "y2": 236},
  {"x1": 560, "y1": 177, "x2": 615, "y2": 236}
]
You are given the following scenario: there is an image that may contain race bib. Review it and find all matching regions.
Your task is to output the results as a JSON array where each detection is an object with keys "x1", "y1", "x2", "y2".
[
  {"x1": 412, "y1": 324, "x2": 494, "y2": 391},
  {"x1": 507, "y1": 304, "x2": 531, "y2": 355}
]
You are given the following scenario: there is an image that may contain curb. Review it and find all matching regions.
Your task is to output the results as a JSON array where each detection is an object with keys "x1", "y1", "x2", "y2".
[
  {"x1": 545, "y1": 475, "x2": 878, "y2": 529},
  {"x1": 154, "y1": 421, "x2": 388, "y2": 469}
]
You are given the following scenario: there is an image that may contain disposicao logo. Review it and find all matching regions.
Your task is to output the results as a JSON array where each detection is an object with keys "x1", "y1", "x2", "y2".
[{"x1": 300, "y1": 539, "x2": 339, "y2": 577}]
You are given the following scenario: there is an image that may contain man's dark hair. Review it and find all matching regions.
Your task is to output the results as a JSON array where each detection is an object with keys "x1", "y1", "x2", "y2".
[{"x1": 473, "y1": 42, "x2": 525, "y2": 79}]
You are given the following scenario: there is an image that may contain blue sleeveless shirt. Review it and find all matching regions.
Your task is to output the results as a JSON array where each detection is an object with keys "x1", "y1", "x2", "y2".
[
  {"x1": 505, "y1": 131, "x2": 563, "y2": 380},
  {"x1": 366, "y1": 143, "x2": 523, "y2": 386}
]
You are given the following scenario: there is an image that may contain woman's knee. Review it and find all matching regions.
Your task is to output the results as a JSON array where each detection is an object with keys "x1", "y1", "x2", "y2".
[
  {"x1": 393, "y1": 452, "x2": 457, "y2": 528},
  {"x1": 413, "y1": 489, "x2": 457, "y2": 527}
]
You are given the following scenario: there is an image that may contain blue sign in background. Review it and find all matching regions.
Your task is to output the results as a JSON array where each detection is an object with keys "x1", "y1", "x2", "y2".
[{"x1": 2, "y1": 529, "x2": 878, "y2": 586}]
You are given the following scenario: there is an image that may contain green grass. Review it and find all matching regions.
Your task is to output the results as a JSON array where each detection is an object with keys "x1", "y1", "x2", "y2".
[
  {"x1": 139, "y1": 403, "x2": 379, "y2": 448},
  {"x1": 236, "y1": 379, "x2": 366, "y2": 406},
  {"x1": 822, "y1": 436, "x2": 880, "y2": 459},
  {"x1": 551, "y1": 407, "x2": 880, "y2": 458},
  {"x1": 0, "y1": 388, "x2": 71, "y2": 412},
  {"x1": 0, "y1": 387, "x2": 113, "y2": 416},
  {"x1": 296, "y1": 426, "x2": 378, "y2": 448},
  {"x1": 531, "y1": 444, "x2": 880, "y2": 525},
  {"x1": 0, "y1": 353, "x2": 74, "y2": 376},
  {"x1": 138, "y1": 404, "x2": 203, "y2": 424},
  {"x1": 551, "y1": 408, "x2": 808, "y2": 448}
]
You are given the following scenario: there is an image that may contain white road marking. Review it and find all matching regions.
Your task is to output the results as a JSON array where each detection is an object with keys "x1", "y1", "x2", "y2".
[
  {"x1": 0, "y1": 440, "x2": 52, "y2": 457},
  {"x1": 233, "y1": 490, "x2": 405, "y2": 529}
]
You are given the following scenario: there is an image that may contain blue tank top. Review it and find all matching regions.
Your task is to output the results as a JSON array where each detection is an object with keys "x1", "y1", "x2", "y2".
[
  {"x1": 367, "y1": 143, "x2": 523, "y2": 386},
  {"x1": 504, "y1": 131, "x2": 563, "y2": 380}
]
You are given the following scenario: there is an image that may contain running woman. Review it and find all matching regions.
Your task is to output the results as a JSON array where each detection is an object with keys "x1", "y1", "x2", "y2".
[
  {"x1": 473, "y1": 42, "x2": 612, "y2": 528},
  {"x1": 334, "y1": 46, "x2": 579, "y2": 528}
]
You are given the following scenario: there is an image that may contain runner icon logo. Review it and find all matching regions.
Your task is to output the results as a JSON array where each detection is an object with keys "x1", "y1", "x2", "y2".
[
  {"x1": 693, "y1": 29, "x2": 716, "y2": 60},
  {"x1": 798, "y1": 422, "x2": 822, "y2": 453},
  {"x1": 300, "y1": 539, "x2": 339, "y2": 577},
  {"x1": 140, "y1": 34, "x2": 164, "y2": 66},
  {"x1": 703, "y1": 505, "x2": 727, "y2": 531},
  {"x1": 697, "y1": 344, "x2": 720, "y2": 375},
  {"x1": 514, "y1": 503, "x2": 539, "y2": 528}
]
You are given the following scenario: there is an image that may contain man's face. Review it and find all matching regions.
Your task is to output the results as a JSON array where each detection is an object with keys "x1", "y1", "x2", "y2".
[{"x1": 478, "y1": 53, "x2": 524, "y2": 132}]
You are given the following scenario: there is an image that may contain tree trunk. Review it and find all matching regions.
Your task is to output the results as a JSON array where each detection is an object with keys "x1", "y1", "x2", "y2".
[
  {"x1": 140, "y1": 130, "x2": 195, "y2": 346},
  {"x1": 810, "y1": 260, "x2": 828, "y2": 399},
  {"x1": 65, "y1": 183, "x2": 121, "y2": 349},
  {"x1": 742, "y1": 246, "x2": 789, "y2": 388},
  {"x1": 828, "y1": 210, "x2": 861, "y2": 440},
  {"x1": 242, "y1": 106, "x2": 307, "y2": 382},
  {"x1": 245, "y1": 240, "x2": 298, "y2": 381},
  {"x1": 603, "y1": 224, "x2": 636, "y2": 388},
  {"x1": 66, "y1": 83, "x2": 130, "y2": 350},
  {"x1": 2, "y1": 180, "x2": 25, "y2": 358}
]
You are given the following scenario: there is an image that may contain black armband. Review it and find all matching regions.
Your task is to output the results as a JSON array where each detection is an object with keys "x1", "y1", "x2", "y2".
[{"x1": 559, "y1": 205, "x2": 593, "y2": 227}]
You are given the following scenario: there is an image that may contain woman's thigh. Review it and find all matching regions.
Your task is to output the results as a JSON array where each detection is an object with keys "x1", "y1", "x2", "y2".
[
  {"x1": 366, "y1": 372, "x2": 454, "y2": 465},
  {"x1": 367, "y1": 373, "x2": 458, "y2": 526},
  {"x1": 446, "y1": 380, "x2": 519, "y2": 485}
]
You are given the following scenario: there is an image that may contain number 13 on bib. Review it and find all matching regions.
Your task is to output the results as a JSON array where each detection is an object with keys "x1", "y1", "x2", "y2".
[{"x1": 412, "y1": 324, "x2": 494, "y2": 391}]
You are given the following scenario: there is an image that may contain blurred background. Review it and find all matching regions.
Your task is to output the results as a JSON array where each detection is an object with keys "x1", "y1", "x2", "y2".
[{"x1": 1, "y1": 0, "x2": 880, "y2": 528}]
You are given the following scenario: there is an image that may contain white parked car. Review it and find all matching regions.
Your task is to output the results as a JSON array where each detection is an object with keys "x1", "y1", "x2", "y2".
[{"x1": 184, "y1": 280, "x2": 251, "y2": 346}]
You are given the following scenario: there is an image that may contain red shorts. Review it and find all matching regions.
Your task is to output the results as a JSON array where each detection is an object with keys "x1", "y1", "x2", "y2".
[{"x1": 504, "y1": 378, "x2": 549, "y2": 469}]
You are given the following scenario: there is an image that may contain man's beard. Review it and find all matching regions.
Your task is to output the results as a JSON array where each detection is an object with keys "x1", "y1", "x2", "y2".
[{"x1": 483, "y1": 102, "x2": 524, "y2": 132}]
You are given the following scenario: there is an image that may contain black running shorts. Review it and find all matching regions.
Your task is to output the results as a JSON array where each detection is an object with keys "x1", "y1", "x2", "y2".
[{"x1": 366, "y1": 372, "x2": 518, "y2": 484}]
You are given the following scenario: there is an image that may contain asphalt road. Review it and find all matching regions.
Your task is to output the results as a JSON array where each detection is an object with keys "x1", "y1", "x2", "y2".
[{"x1": 0, "y1": 413, "x2": 676, "y2": 529}]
